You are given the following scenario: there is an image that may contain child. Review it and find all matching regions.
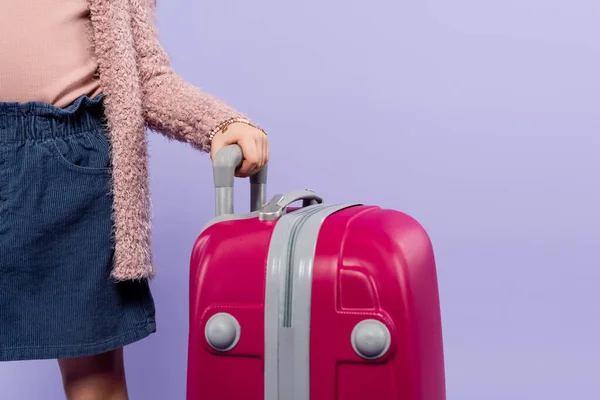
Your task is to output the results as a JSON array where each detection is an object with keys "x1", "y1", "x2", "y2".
[{"x1": 0, "y1": 0, "x2": 268, "y2": 398}]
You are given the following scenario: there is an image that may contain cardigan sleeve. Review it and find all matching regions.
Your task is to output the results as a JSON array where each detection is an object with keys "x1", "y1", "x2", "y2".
[{"x1": 129, "y1": 0, "x2": 246, "y2": 152}]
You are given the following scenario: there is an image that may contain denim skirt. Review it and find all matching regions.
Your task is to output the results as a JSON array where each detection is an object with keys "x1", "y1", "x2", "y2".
[{"x1": 0, "y1": 94, "x2": 156, "y2": 361}]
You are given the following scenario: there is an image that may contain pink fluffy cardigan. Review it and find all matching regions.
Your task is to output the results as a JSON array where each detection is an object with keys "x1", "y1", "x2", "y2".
[{"x1": 89, "y1": 0, "x2": 245, "y2": 280}]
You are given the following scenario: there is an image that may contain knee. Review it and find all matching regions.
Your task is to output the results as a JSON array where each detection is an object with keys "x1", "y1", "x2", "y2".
[{"x1": 58, "y1": 349, "x2": 128, "y2": 400}]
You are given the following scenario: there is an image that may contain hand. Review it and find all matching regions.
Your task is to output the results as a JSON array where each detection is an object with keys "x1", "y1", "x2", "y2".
[{"x1": 210, "y1": 122, "x2": 269, "y2": 178}]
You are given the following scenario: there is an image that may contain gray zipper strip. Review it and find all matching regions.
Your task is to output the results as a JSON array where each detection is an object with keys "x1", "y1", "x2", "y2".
[
  {"x1": 264, "y1": 205, "x2": 323, "y2": 400},
  {"x1": 264, "y1": 203, "x2": 360, "y2": 400}
]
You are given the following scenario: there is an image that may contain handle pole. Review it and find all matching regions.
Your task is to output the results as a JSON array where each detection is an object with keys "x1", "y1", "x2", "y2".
[
  {"x1": 250, "y1": 164, "x2": 268, "y2": 212},
  {"x1": 215, "y1": 187, "x2": 234, "y2": 216},
  {"x1": 250, "y1": 182, "x2": 267, "y2": 212}
]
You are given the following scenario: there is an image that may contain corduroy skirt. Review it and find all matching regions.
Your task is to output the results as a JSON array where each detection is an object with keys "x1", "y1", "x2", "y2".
[{"x1": 0, "y1": 94, "x2": 156, "y2": 361}]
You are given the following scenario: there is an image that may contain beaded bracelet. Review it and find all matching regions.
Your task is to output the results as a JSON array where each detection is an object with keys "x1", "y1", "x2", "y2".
[{"x1": 208, "y1": 117, "x2": 267, "y2": 143}]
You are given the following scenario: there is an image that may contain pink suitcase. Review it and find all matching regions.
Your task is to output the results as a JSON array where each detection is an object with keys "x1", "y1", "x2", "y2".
[{"x1": 187, "y1": 145, "x2": 446, "y2": 400}]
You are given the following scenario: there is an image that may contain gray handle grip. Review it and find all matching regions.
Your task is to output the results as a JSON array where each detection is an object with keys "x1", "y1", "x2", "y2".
[
  {"x1": 213, "y1": 144, "x2": 268, "y2": 216},
  {"x1": 258, "y1": 189, "x2": 323, "y2": 221}
]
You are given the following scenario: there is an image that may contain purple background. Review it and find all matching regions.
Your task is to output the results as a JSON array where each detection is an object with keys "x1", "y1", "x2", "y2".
[{"x1": 1, "y1": 0, "x2": 599, "y2": 398}]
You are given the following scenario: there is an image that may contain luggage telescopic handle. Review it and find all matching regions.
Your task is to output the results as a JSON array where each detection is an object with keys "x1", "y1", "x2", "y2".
[{"x1": 212, "y1": 144, "x2": 268, "y2": 217}]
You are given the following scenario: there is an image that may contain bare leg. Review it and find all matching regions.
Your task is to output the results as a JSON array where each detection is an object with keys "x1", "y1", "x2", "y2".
[{"x1": 58, "y1": 348, "x2": 129, "y2": 400}]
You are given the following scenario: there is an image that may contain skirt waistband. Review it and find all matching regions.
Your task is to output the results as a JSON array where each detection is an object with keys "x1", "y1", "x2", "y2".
[{"x1": 0, "y1": 94, "x2": 106, "y2": 143}]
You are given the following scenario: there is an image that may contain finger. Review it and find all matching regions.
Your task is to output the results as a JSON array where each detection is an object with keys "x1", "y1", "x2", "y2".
[
  {"x1": 254, "y1": 136, "x2": 264, "y2": 171},
  {"x1": 235, "y1": 160, "x2": 255, "y2": 178},
  {"x1": 262, "y1": 135, "x2": 269, "y2": 166},
  {"x1": 235, "y1": 139, "x2": 260, "y2": 177}
]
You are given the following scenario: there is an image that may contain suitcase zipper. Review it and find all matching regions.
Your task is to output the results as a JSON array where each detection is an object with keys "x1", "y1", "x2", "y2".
[{"x1": 282, "y1": 207, "x2": 322, "y2": 328}]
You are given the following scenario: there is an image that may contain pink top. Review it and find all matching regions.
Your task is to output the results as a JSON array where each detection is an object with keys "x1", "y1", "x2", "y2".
[{"x1": 0, "y1": 0, "x2": 102, "y2": 108}]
